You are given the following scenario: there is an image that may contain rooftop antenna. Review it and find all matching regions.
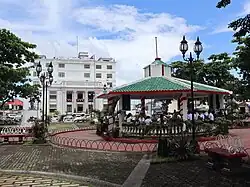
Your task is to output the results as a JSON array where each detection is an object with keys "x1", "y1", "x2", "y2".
[
  {"x1": 76, "y1": 36, "x2": 79, "y2": 57},
  {"x1": 155, "y1": 37, "x2": 159, "y2": 59}
]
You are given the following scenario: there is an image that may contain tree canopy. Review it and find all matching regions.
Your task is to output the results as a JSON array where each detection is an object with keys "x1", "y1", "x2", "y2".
[
  {"x1": 217, "y1": 0, "x2": 250, "y2": 38},
  {"x1": 216, "y1": 1, "x2": 250, "y2": 100},
  {"x1": 170, "y1": 53, "x2": 239, "y2": 94},
  {"x1": 0, "y1": 29, "x2": 39, "y2": 108}
]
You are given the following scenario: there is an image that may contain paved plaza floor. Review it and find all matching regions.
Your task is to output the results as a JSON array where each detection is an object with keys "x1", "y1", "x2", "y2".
[
  {"x1": 0, "y1": 172, "x2": 88, "y2": 186},
  {"x1": 0, "y1": 145, "x2": 142, "y2": 186}
]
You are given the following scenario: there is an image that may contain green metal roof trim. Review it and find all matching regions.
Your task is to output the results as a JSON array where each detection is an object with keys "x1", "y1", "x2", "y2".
[
  {"x1": 143, "y1": 58, "x2": 170, "y2": 69},
  {"x1": 111, "y1": 76, "x2": 232, "y2": 94},
  {"x1": 111, "y1": 77, "x2": 189, "y2": 93},
  {"x1": 151, "y1": 59, "x2": 167, "y2": 65},
  {"x1": 172, "y1": 78, "x2": 232, "y2": 94}
]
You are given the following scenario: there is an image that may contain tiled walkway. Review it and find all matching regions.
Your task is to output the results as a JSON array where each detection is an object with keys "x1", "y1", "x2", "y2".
[
  {"x1": 0, "y1": 145, "x2": 141, "y2": 185},
  {"x1": 0, "y1": 172, "x2": 88, "y2": 186}
]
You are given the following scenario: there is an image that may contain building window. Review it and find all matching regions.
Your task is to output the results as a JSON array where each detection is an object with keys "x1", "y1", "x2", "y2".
[
  {"x1": 107, "y1": 74, "x2": 112, "y2": 79},
  {"x1": 66, "y1": 92, "x2": 72, "y2": 102},
  {"x1": 107, "y1": 65, "x2": 112, "y2": 69},
  {"x1": 84, "y1": 64, "x2": 90, "y2": 69},
  {"x1": 67, "y1": 105, "x2": 72, "y2": 112},
  {"x1": 77, "y1": 104, "x2": 84, "y2": 112},
  {"x1": 84, "y1": 73, "x2": 90, "y2": 78},
  {"x1": 77, "y1": 92, "x2": 83, "y2": 99},
  {"x1": 107, "y1": 82, "x2": 113, "y2": 88},
  {"x1": 58, "y1": 63, "x2": 65, "y2": 68},
  {"x1": 49, "y1": 104, "x2": 57, "y2": 109},
  {"x1": 49, "y1": 104, "x2": 57, "y2": 113},
  {"x1": 96, "y1": 65, "x2": 102, "y2": 69},
  {"x1": 33, "y1": 81, "x2": 40, "y2": 85},
  {"x1": 49, "y1": 95, "x2": 57, "y2": 100},
  {"x1": 96, "y1": 73, "x2": 102, "y2": 78},
  {"x1": 33, "y1": 71, "x2": 37, "y2": 76},
  {"x1": 88, "y1": 91, "x2": 95, "y2": 102},
  {"x1": 58, "y1": 72, "x2": 65, "y2": 77},
  {"x1": 49, "y1": 108, "x2": 56, "y2": 113}
]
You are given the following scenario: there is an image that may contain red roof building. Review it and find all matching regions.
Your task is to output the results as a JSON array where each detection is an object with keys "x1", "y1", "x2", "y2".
[{"x1": 6, "y1": 99, "x2": 23, "y2": 106}]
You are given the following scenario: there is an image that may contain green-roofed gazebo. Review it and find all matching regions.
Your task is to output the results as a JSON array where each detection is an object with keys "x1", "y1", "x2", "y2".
[{"x1": 97, "y1": 57, "x2": 232, "y2": 135}]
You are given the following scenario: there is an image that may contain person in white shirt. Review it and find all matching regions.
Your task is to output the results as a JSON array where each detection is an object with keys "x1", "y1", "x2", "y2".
[
  {"x1": 199, "y1": 112, "x2": 205, "y2": 121},
  {"x1": 126, "y1": 113, "x2": 132, "y2": 123},
  {"x1": 144, "y1": 116, "x2": 152, "y2": 125},
  {"x1": 137, "y1": 113, "x2": 145, "y2": 124},
  {"x1": 194, "y1": 111, "x2": 199, "y2": 120},
  {"x1": 208, "y1": 111, "x2": 214, "y2": 121},
  {"x1": 187, "y1": 112, "x2": 192, "y2": 120}
]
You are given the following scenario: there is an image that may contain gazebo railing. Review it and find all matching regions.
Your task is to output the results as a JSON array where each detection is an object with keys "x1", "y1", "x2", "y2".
[{"x1": 121, "y1": 122, "x2": 214, "y2": 138}]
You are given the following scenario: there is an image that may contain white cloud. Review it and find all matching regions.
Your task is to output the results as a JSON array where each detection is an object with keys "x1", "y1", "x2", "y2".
[
  {"x1": 211, "y1": 26, "x2": 233, "y2": 34},
  {"x1": 0, "y1": 1, "x2": 203, "y2": 86}
]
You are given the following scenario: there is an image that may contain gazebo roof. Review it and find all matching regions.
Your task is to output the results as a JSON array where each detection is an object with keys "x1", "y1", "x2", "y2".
[{"x1": 108, "y1": 76, "x2": 231, "y2": 95}]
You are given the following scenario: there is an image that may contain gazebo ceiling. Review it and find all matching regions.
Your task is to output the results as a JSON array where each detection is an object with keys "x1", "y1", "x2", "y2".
[{"x1": 97, "y1": 76, "x2": 232, "y2": 99}]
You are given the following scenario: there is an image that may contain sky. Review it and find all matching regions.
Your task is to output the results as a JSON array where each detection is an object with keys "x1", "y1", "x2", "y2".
[{"x1": 0, "y1": 0, "x2": 249, "y2": 86}]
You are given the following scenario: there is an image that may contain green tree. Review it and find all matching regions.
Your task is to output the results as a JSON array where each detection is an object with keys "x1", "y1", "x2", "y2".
[
  {"x1": 231, "y1": 37, "x2": 250, "y2": 100},
  {"x1": 0, "y1": 29, "x2": 39, "y2": 108},
  {"x1": 170, "y1": 60, "x2": 206, "y2": 83},
  {"x1": 170, "y1": 53, "x2": 239, "y2": 92},
  {"x1": 203, "y1": 53, "x2": 235, "y2": 89},
  {"x1": 217, "y1": 0, "x2": 250, "y2": 38}
]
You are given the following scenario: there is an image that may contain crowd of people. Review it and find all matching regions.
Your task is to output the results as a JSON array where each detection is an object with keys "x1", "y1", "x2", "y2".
[
  {"x1": 187, "y1": 110, "x2": 215, "y2": 121},
  {"x1": 123, "y1": 109, "x2": 216, "y2": 126}
]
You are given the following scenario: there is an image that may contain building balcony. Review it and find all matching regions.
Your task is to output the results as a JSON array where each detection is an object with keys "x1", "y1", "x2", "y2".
[
  {"x1": 76, "y1": 99, "x2": 84, "y2": 102},
  {"x1": 66, "y1": 99, "x2": 72, "y2": 102}
]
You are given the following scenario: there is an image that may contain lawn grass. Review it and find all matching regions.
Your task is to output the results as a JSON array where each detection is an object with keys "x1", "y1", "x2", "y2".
[{"x1": 48, "y1": 123, "x2": 76, "y2": 131}]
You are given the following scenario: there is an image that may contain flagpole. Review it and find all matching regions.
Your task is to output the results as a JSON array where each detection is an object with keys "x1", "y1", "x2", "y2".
[{"x1": 76, "y1": 36, "x2": 79, "y2": 56}]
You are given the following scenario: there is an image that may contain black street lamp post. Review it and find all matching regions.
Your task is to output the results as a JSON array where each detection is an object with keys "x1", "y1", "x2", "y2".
[
  {"x1": 103, "y1": 84, "x2": 107, "y2": 94},
  {"x1": 179, "y1": 36, "x2": 203, "y2": 143},
  {"x1": 36, "y1": 61, "x2": 54, "y2": 124}
]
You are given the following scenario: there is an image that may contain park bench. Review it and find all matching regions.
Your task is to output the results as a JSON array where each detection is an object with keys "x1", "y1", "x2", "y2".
[
  {"x1": 0, "y1": 134, "x2": 27, "y2": 144},
  {"x1": 0, "y1": 127, "x2": 32, "y2": 144},
  {"x1": 204, "y1": 135, "x2": 248, "y2": 173}
]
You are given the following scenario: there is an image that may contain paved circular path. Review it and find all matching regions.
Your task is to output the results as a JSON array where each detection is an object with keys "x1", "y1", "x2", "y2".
[
  {"x1": 52, "y1": 128, "x2": 250, "y2": 153},
  {"x1": 53, "y1": 130, "x2": 157, "y2": 152},
  {"x1": 0, "y1": 172, "x2": 88, "y2": 186}
]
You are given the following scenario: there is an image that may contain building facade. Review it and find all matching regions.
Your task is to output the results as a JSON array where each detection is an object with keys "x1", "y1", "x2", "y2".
[{"x1": 29, "y1": 52, "x2": 116, "y2": 115}]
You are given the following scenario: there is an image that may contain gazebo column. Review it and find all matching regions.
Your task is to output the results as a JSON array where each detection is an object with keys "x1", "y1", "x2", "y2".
[
  {"x1": 180, "y1": 93, "x2": 188, "y2": 120},
  {"x1": 212, "y1": 94, "x2": 217, "y2": 111},
  {"x1": 141, "y1": 96, "x2": 146, "y2": 116},
  {"x1": 219, "y1": 95, "x2": 225, "y2": 109},
  {"x1": 118, "y1": 96, "x2": 125, "y2": 137}
]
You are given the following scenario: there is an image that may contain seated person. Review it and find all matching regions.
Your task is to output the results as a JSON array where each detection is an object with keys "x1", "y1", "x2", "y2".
[
  {"x1": 125, "y1": 113, "x2": 133, "y2": 123},
  {"x1": 145, "y1": 116, "x2": 152, "y2": 125},
  {"x1": 208, "y1": 110, "x2": 215, "y2": 122},
  {"x1": 198, "y1": 112, "x2": 205, "y2": 121}
]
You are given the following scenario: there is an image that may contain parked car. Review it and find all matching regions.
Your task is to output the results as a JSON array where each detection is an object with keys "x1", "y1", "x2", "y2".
[
  {"x1": 63, "y1": 116, "x2": 74, "y2": 123},
  {"x1": 73, "y1": 116, "x2": 85, "y2": 123}
]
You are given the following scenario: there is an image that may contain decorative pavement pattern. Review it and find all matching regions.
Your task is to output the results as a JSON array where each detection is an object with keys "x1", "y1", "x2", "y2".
[
  {"x1": 0, "y1": 145, "x2": 142, "y2": 185},
  {"x1": 0, "y1": 172, "x2": 88, "y2": 186}
]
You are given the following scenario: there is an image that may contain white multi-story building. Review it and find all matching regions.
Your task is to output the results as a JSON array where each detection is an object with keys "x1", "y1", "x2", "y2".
[{"x1": 29, "y1": 52, "x2": 116, "y2": 115}]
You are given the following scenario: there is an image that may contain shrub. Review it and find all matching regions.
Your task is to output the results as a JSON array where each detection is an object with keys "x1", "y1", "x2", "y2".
[
  {"x1": 32, "y1": 121, "x2": 47, "y2": 144},
  {"x1": 157, "y1": 133, "x2": 193, "y2": 160}
]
